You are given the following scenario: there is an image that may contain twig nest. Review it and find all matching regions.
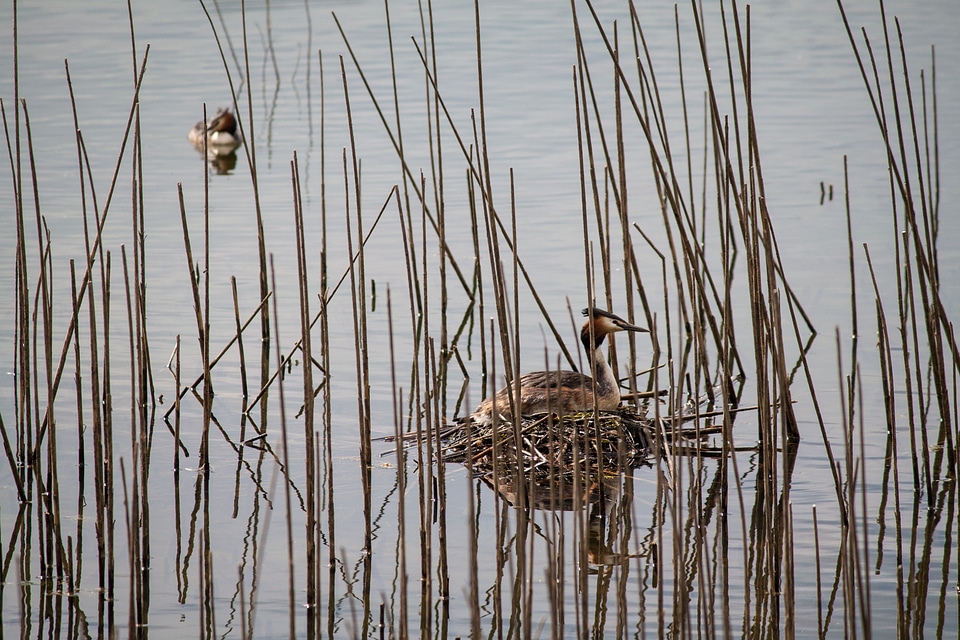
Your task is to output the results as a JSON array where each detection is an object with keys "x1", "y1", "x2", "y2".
[{"x1": 443, "y1": 408, "x2": 653, "y2": 489}]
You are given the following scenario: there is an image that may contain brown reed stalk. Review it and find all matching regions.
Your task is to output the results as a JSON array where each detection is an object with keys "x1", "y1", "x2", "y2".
[
  {"x1": 121, "y1": 246, "x2": 146, "y2": 630},
  {"x1": 199, "y1": 101, "x2": 214, "y2": 484},
  {"x1": 470, "y1": 112, "x2": 517, "y2": 419},
  {"x1": 429, "y1": 333, "x2": 451, "y2": 618},
  {"x1": 172, "y1": 331, "x2": 186, "y2": 608},
  {"x1": 465, "y1": 453, "x2": 482, "y2": 639},
  {"x1": 177, "y1": 143, "x2": 219, "y2": 631},
  {"x1": 855, "y1": 375, "x2": 873, "y2": 636},
  {"x1": 419, "y1": 177, "x2": 439, "y2": 636},
  {"x1": 6, "y1": 3, "x2": 29, "y2": 508},
  {"x1": 0, "y1": 396, "x2": 25, "y2": 507},
  {"x1": 392, "y1": 172, "x2": 423, "y2": 552},
  {"x1": 200, "y1": 498, "x2": 215, "y2": 637},
  {"x1": 169, "y1": 342, "x2": 183, "y2": 465},
  {"x1": 385, "y1": 289, "x2": 409, "y2": 638},
  {"x1": 339, "y1": 54, "x2": 375, "y2": 637},
  {"x1": 119, "y1": 460, "x2": 136, "y2": 638},
  {"x1": 508, "y1": 169, "x2": 523, "y2": 476},
  {"x1": 1, "y1": 97, "x2": 28, "y2": 507},
  {"x1": 382, "y1": 0, "x2": 415, "y2": 263},
  {"x1": 265, "y1": 255, "x2": 297, "y2": 638},
  {"x1": 125, "y1": 0, "x2": 155, "y2": 418},
  {"x1": 314, "y1": 47, "x2": 339, "y2": 637},
  {"x1": 230, "y1": 277, "x2": 250, "y2": 408},
  {"x1": 128, "y1": 30, "x2": 153, "y2": 614},
  {"x1": 290, "y1": 150, "x2": 318, "y2": 637},
  {"x1": 20, "y1": 114, "x2": 59, "y2": 584},
  {"x1": 863, "y1": 243, "x2": 907, "y2": 633},
  {"x1": 422, "y1": 14, "x2": 454, "y2": 606}
]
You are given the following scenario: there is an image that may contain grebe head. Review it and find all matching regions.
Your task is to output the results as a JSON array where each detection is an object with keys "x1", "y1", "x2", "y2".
[
  {"x1": 580, "y1": 308, "x2": 648, "y2": 350},
  {"x1": 208, "y1": 108, "x2": 237, "y2": 134}
]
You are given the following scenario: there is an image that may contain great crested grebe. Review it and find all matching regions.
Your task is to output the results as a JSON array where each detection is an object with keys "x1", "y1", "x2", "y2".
[
  {"x1": 470, "y1": 308, "x2": 648, "y2": 425},
  {"x1": 188, "y1": 108, "x2": 242, "y2": 150}
]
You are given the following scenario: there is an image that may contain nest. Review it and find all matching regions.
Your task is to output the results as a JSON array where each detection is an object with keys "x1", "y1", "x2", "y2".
[
  {"x1": 442, "y1": 408, "x2": 653, "y2": 492},
  {"x1": 378, "y1": 386, "x2": 740, "y2": 509}
]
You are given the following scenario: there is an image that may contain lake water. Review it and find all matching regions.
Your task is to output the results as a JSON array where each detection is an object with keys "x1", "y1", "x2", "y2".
[{"x1": 1, "y1": 0, "x2": 958, "y2": 637}]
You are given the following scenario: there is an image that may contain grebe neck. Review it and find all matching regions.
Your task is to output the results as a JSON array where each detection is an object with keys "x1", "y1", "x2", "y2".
[{"x1": 589, "y1": 345, "x2": 617, "y2": 395}]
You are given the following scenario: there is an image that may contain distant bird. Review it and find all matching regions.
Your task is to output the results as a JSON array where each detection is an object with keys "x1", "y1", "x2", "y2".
[
  {"x1": 188, "y1": 108, "x2": 242, "y2": 151},
  {"x1": 470, "y1": 308, "x2": 647, "y2": 425}
]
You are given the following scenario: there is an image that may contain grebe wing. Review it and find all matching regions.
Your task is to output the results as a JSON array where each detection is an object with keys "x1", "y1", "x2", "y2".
[{"x1": 514, "y1": 369, "x2": 592, "y2": 390}]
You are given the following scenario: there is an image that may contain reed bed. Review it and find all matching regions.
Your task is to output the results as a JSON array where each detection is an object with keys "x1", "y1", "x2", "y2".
[{"x1": 0, "y1": 0, "x2": 957, "y2": 638}]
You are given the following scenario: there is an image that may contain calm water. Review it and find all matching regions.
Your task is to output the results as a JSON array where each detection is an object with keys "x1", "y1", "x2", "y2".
[{"x1": 1, "y1": 0, "x2": 958, "y2": 637}]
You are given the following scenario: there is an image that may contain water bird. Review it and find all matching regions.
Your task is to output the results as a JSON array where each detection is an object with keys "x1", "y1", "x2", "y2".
[
  {"x1": 188, "y1": 108, "x2": 242, "y2": 150},
  {"x1": 470, "y1": 308, "x2": 648, "y2": 425}
]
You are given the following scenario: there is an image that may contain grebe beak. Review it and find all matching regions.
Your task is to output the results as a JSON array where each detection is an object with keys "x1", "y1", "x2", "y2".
[
  {"x1": 582, "y1": 308, "x2": 649, "y2": 335},
  {"x1": 613, "y1": 318, "x2": 648, "y2": 333}
]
